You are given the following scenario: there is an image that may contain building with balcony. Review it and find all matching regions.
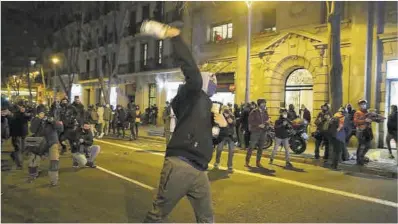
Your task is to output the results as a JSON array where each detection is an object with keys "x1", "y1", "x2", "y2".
[
  {"x1": 49, "y1": 1, "x2": 189, "y2": 124},
  {"x1": 190, "y1": 1, "x2": 397, "y2": 148}
]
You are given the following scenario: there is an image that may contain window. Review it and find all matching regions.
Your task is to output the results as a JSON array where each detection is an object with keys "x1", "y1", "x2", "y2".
[
  {"x1": 103, "y1": 25, "x2": 108, "y2": 42},
  {"x1": 112, "y1": 53, "x2": 116, "y2": 70},
  {"x1": 141, "y1": 43, "x2": 148, "y2": 66},
  {"x1": 102, "y1": 55, "x2": 107, "y2": 72},
  {"x1": 387, "y1": 60, "x2": 398, "y2": 79},
  {"x1": 94, "y1": 58, "x2": 98, "y2": 72},
  {"x1": 142, "y1": 5, "x2": 150, "y2": 21},
  {"x1": 211, "y1": 23, "x2": 233, "y2": 42},
  {"x1": 263, "y1": 9, "x2": 276, "y2": 32},
  {"x1": 86, "y1": 59, "x2": 90, "y2": 72},
  {"x1": 149, "y1": 83, "x2": 157, "y2": 107},
  {"x1": 156, "y1": 40, "x2": 163, "y2": 64}
]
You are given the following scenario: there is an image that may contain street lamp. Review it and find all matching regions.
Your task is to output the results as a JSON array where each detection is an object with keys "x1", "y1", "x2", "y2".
[
  {"x1": 30, "y1": 60, "x2": 36, "y2": 66},
  {"x1": 245, "y1": 1, "x2": 252, "y2": 104},
  {"x1": 51, "y1": 57, "x2": 60, "y2": 104}
]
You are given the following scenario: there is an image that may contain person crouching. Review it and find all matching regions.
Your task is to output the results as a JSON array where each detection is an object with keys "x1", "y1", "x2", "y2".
[
  {"x1": 269, "y1": 108, "x2": 293, "y2": 168},
  {"x1": 70, "y1": 121, "x2": 100, "y2": 168}
]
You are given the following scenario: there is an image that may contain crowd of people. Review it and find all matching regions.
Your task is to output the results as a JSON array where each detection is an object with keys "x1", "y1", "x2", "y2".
[{"x1": 162, "y1": 98, "x2": 397, "y2": 172}]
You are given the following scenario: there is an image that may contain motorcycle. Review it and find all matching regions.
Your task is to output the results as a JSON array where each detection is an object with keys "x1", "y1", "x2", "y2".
[
  {"x1": 288, "y1": 120, "x2": 309, "y2": 154},
  {"x1": 262, "y1": 125, "x2": 275, "y2": 150}
]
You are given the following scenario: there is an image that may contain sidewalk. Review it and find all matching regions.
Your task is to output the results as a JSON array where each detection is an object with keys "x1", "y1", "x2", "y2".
[{"x1": 138, "y1": 125, "x2": 398, "y2": 178}]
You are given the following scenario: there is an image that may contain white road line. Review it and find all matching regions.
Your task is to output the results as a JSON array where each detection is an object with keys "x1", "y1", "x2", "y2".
[
  {"x1": 96, "y1": 166, "x2": 155, "y2": 191},
  {"x1": 95, "y1": 139, "x2": 398, "y2": 208}
]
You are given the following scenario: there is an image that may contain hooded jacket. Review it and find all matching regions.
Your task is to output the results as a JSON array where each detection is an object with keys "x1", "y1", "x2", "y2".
[{"x1": 166, "y1": 35, "x2": 214, "y2": 170}]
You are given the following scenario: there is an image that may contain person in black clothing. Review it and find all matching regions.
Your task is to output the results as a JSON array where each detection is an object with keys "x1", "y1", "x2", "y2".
[
  {"x1": 240, "y1": 103, "x2": 252, "y2": 150},
  {"x1": 116, "y1": 105, "x2": 127, "y2": 138},
  {"x1": 345, "y1": 103, "x2": 356, "y2": 145},
  {"x1": 234, "y1": 103, "x2": 242, "y2": 147},
  {"x1": 386, "y1": 105, "x2": 397, "y2": 159},
  {"x1": 269, "y1": 108, "x2": 293, "y2": 168},
  {"x1": 127, "y1": 103, "x2": 137, "y2": 141},
  {"x1": 9, "y1": 102, "x2": 32, "y2": 169},
  {"x1": 71, "y1": 96, "x2": 85, "y2": 126},
  {"x1": 287, "y1": 104, "x2": 298, "y2": 121},
  {"x1": 214, "y1": 106, "x2": 236, "y2": 173},
  {"x1": 70, "y1": 121, "x2": 100, "y2": 168},
  {"x1": 141, "y1": 20, "x2": 227, "y2": 223},
  {"x1": 59, "y1": 97, "x2": 77, "y2": 155},
  {"x1": 314, "y1": 103, "x2": 333, "y2": 160}
]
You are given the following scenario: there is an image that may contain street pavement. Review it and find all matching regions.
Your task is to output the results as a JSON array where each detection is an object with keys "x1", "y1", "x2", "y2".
[{"x1": 1, "y1": 137, "x2": 398, "y2": 223}]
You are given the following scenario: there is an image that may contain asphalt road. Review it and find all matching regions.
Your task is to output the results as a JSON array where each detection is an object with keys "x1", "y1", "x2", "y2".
[{"x1": 1, "y1": 137, "x2": 397, "y2": 223}]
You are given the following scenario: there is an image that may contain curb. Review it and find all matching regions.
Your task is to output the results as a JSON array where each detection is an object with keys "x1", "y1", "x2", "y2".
[{"x1": 141, "y1": 134, "x2": 398, "y2": 179}]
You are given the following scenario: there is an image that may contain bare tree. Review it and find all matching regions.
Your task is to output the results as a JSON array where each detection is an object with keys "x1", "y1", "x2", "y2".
[{"x1": 326, "y1": 1, "x2": 343, "y2": 113}]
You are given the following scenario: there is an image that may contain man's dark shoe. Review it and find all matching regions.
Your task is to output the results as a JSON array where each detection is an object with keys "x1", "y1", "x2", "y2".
[
  {"x1": 85, "y1": 162, "x2": 97, "y2": 168},
  {"x1": 285, "y1": 162, "x2": 293, "y2": 168},
  {"x1": 256, "y1": 162, "x2": 263, "y2": 168}
]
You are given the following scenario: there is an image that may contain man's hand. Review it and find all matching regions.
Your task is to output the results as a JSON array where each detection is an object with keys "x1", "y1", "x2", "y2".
[
  {"x1": 214, "y1": 113, "x2": 228, "y2": 128},
  {"x1": 227, "y1": 118, "x2": 233, "y2": 124},
  {"x1": 259, "y1": 124, "x2": 265, "y2": 129}
]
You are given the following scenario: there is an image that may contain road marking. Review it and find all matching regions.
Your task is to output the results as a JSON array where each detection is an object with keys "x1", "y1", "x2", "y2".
[
  {"x1": 96, "y1": 166, "x2": 155, "y2": 191},
  {"x1": 95, "y1": 139, "x2": 398, "y2": 208}
]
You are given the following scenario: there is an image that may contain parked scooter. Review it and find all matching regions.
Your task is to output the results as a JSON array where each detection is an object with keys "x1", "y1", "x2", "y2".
[{"x1": 288, "y1": 119, "x2": 309, "y2": 154}]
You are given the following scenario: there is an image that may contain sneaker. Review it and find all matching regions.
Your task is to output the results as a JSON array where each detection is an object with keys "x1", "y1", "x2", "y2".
[
  {"x1": 72, "y1": 161, "x2": 79, "y2": 168},
  {"x1": 85, "y1": 162, "x2": 97, "y2": 168},
  {"x1": 286, "y1": 162, "x2": 293, "y2": 168},
  {"x1": 140, "y1": 20, "x2": 170, "y2": 39},
  {"x1": 99, "y1": 133, "x2": 104, "y2": 138},
  {"x1": 389, "y1": 154, "x2": 395, "y2": 159}
]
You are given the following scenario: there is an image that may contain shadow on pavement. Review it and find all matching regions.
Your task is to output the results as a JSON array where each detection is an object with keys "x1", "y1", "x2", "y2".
[
  {"x1": 207, "y1": 169, "x2": 230, "y2": 182},
  {"x1": 246, "y1": 167, "x2": 276, "y2": 176},
  {"x1": 271, "y1": 164, "x2": 306, "y2": 173},
  {"x1": 136, "y1": 149, "x2": 165, "y2": 154},
  {"x1": 343, "y1": 171, "x2": 394, "y2": 180}
]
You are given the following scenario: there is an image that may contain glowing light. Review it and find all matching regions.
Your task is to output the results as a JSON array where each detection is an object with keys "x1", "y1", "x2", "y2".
[
  {"x1": 51, "y1": 57, "x2": 60, "y2": 64},
  {"x1": 245, "y1": 1, "x2": 252, "y2": 8},
  {"x1": 30, "y1": 60, "x2": 36, "y2": 66}
]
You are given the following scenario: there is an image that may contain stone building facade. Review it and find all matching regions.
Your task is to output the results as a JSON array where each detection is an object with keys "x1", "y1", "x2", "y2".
[{"x1": 191, "y1": 1, "x2": 397, "y2": 147}]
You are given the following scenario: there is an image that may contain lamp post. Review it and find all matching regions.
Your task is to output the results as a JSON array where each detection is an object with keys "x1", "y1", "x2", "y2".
[
  {"x1": 51, "y1": 57, "x2": 59, "y2": 105},
  {"x1": 245, "y1": 1, "x2": 252, "y2": 104}
]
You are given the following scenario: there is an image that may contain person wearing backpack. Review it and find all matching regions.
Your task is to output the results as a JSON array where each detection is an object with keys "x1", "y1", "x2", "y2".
[{"x1": 314, "y1": 103, "x2": 333, "y2": 160}]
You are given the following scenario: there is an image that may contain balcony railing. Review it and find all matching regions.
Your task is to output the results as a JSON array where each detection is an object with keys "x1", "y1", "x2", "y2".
[{"x1": 118, "y1": 56, "x2": 178, "y2": 74}]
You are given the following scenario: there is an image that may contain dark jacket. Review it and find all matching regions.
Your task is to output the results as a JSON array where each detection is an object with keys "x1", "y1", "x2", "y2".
[
  {"x1": 248, "y1": 108, "x2": 269, "y2": 133},
  {"x1": 387, "y1": 111, "x2": 397, "y2": 134},
  {"x1": 116, "y1": 108, "x2": 127, "y2": 123},
  {"x1": 315, "y1": 111, "x2": 333, "y2": 131},
  {"x1": 72, "y1": 102, "x2": 85, "y2": 122},
  {"x1": 240, "y1": 108, "x2": 251, "y2": 131},
  {"x1": 300, "y1": 108, "x2": 311, "y2": 123},
  {"x1": 219, "y1": 112, "x2": 236, "y2": 138},
  {"x1": 9, "y1": 111, "x2": 31, "y2": 137},
  {"x1": 287, "y1": 109, "x2": 298, "y2": 121},
  {"x1": 274, "y1": 117, "x2": 292, "y2": 139},
  {"x1": 127, "y1": 109, "x2": 137, "y2": 123},
  {"x1": 166, "y1": 35, "x2": 214, "y2": 170},
  {"x1": 69, "y1": 128, "x2": 94, "y2": 153},
  {"x1": 30, "y1": 117, "x2": 64, "y2": 148}
]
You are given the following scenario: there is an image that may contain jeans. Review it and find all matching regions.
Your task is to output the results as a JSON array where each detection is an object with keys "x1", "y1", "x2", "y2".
[
  {"x1": 246, "y1": 130, "x2": 266, "y2": 163},
  {"x1": 386, "y1": 131, "x2": 397, "y2": 154},
  {"x1": 129, "y1": 122, "x2": 136, "y2": 139},
  {"x1": 314, "y1": 133, "x2": 330, "y2": 159},
  {"x1": 356, "y1": 130, "x2": 372, "y2": 165},
  {"x1": 103, "y1": 120, "x2": 110, "y2": 134},
  {"x1": 270, "y1": 137, "x2": 291, "y2": 163},
  {"x1": 72, "y1": 145, "x2": 101, "y2": 167},
  {"x1": 144, "y1": 157, "x2": 213, "y2": 223},
  {"x1": 330, "y1": 138, "x2": 344, "y2": 168},
  {"x1": 243, "y1": 130, "x2": 250, "y2": 149},
  {"x1": 11, "y1": 136, "x2": 24, "y2": 167},
  {"x1": 215, "y1": 136, "x2": 235, "y2": 169}
]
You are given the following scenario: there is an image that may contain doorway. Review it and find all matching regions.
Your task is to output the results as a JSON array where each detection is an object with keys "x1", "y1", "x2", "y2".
[{"x1": 284, "y1": 69, "x2": 313, "y2": 115}]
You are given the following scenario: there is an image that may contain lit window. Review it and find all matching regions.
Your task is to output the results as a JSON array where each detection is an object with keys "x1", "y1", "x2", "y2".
[
  {"x1": 158, "y1": 40, "x2": 163, "y2": 64},
  {"x1": 211, "y1": 22, "x2": 233, "y2": 42},
  {"x1": 387, "y1": 60, "x2": 398, "y2": 79},
  {"x1": 141, "y1": 43, "x2": 148, "y2": 66}
]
